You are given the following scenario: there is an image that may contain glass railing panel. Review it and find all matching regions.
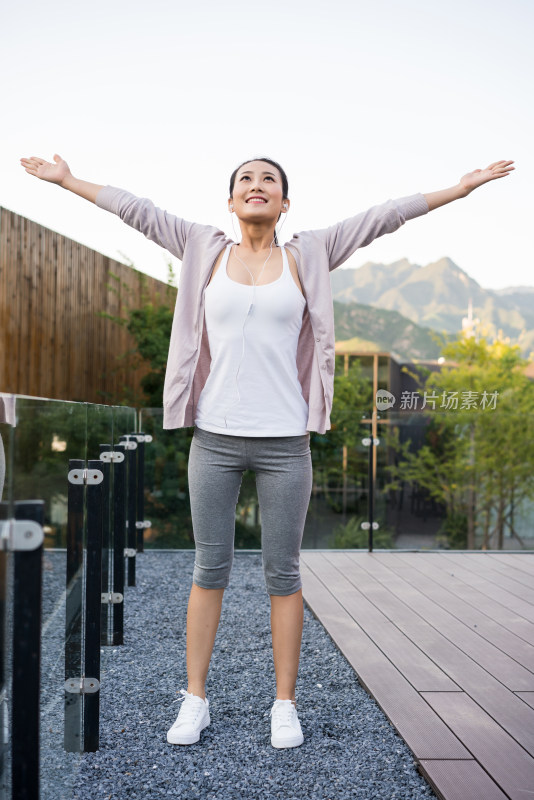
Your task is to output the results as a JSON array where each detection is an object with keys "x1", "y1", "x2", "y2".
[
  {"x1": 138, "y1": 409, "x2": 194, "y2": 548},
  {"x1": 5, "y1": 396, "x2": 87, "y2": 796},
  {"x1": 86, "y1": 404, "x2": 115, "y2": 657},
  {"x1": 304, "y1": 411, "x2": 382, "y2": 549},
  {"x1": 375, "y1": 409, "x2": 441, "y2": 549},
  {"x1": 86, "y1": 404, "x2": 115, "y2": 464},
  {"x1": 376, "y1": 405, "x2": 534, "y2": 551},
  {"x1": 137, "y1": 409, "x2": 388, "y2": 551},
  {"x1": 125, "y1": 401, "x2": 534, "y2": 553},
  {"x1": 502, "y1": 404, "x2": 534, "y2": 549},
  {"x1": 112, "y1": 405, "x2": 137, "y2": 443},
  {"x1": 10, "y1": 396, "x2": 87, "y2": 549}
]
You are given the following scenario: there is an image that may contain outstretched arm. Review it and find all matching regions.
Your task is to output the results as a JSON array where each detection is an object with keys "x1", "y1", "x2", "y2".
[
  {"x1": 320, "y1": 159, "x2": 515, "y2": 270},
  {"x1": 20, "y1": 154, "x2": 103, "y2": 203},
  {"x1": 424, "y1": 160, "x2": 514, "y2": 211},
  {"x1": 21, "y1": 152, "x2": 226, "y2": 262}
]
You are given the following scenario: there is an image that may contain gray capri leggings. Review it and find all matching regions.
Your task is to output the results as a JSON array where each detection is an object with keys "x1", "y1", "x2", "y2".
[{"x1": 188, "y1": 426, "x2": 313, "y2": 596}]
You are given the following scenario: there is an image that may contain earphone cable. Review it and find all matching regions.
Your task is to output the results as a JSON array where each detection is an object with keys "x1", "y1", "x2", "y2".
[{"x1": 222, "y1": 207, "x2": 289, "y2": 428}]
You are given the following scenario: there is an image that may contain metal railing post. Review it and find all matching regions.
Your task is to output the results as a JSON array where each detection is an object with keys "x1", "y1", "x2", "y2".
[
  {"x1": 361, "y1": 418, "x2": 379, "y2": 552},
  {"x1": 135, "y1": 433, "x2": 145, "y2": 554},
  {"x1": 11, "y1": 500, "x2": 44, "y2": 800},
  {"x1": 83, "y1": 460, "x2": 104, "y2": 752},
  {"x1": 65, "y1": 460, "x2": 84, "y2": 753},
  {"x1": 112, "y1": 443, "x2": 127, "y2": 645},
  {"x1": 120, "y1": 435, "x2": 138, "y2": 588},
  {"x1": 99, "y1": 445, "x2": 111, "y2": 647},
  {"x1": 132, "y1": 432, "x2": 152, "y2": 554},
  {"x1": 65, "y1": 461, "x2": 104, "y2": 753},
  {"x1": 368, "y1": 432, "x2": 374, "y2": 552}
]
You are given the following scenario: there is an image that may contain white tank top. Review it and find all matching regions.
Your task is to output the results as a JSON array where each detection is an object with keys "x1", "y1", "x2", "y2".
[{"x1": 195, "y1": 243, "x2": 309, "y2": 436}]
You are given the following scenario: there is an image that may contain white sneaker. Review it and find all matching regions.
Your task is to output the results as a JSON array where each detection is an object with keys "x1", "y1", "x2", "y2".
[
  {"x1": 270, "y1": 699, "x2": 304, "y2": 749},
  {"x1": 167, "y1": 689, "x2": 210, "y2": 745}
]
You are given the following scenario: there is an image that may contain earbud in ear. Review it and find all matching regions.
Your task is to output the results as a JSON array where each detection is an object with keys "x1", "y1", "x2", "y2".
[{"x1": 283, "y1": 203, "x2": 288, "y2": 209}]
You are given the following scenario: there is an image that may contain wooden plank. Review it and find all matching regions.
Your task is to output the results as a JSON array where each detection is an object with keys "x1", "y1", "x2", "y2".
[
  {"x1": 344, "y1": 553, "x2": 534, "y2": 755},
  {"x1": 300, "y1": 559, "x2": 471, "y2": 761},
  {"x1": 496, "y1": 553, "x2": 534, "y2": 577},
  {"x1": 483, "y1": 553, "x2": 534, "y2": 585},
  {"x1": 516, "y1": 692, "x2": 534, "y2": 710},
  {"x1": 10, "y1": 211, "x2": 19, "y2": 390},
  {"x1": 75, "y1": 238, "x2": 85, "y2": 400},
  {"x1": 316, "y1": 552, "x2": 459, "y2": 690},
  {"x1": 82, "y1": 240, "x2": 91, "y2": 401},
  {"x1": 11, "y1": 212, "x2": 19, "y2": 389},
  {"x1": 455, "y1": 552, "x2": 534, "y2": 596},
  {"x1": 388, "y1": 552, "x2": 534, "y2": 649},
  {"x1": 58, "y1": 233, "x2": 66, "y2": 398},
  {"x1": 421, "y1": 691, "x2": 534, "y2": 800},
  {"x1": 9, "y1": 212, "x2": 18, "y2": 390},
  {"x1": 487, "y1": 550, "x2": 534, "y2": 587},
  {"x1": 0, "y1": 209, "x2": 7, "y2": 385},
  {"x1": 418, "y1": 553, "x2": 534, "y2": 625},
  {"x1": 43, "y1": 224, "x2": 52, "y2": 397},
  {"x1": 27, "y1": 222, "x2": 38, "y2": 394},
  {"x1": 440, "y1": 552, "x2": 534, "y2": 605},
  {"x1": 93, "y1": 248, "x2": 105, "y2": 401},
  {"x1": 16, "y1": 214, "x2": 27, "y2": 393},
  {"x1": 372, "y1": 553, "x2": 534, "y2": 684},
  {"x1": 418, "y1": 759, "x2": 509, "y2": 800}
]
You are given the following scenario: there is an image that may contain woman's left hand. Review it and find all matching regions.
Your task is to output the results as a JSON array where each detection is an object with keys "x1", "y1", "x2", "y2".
[{"x1": 459, "y1": 160, "x2": 515, "y2": 195}]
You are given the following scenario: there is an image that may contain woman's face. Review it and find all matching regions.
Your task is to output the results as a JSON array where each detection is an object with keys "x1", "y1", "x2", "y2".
[{"x1": 229, "y1": 160, "x2": 289, "y2": 222}]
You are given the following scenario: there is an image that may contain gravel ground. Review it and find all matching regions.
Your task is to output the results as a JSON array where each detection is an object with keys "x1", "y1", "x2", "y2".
[{"x1": 41, "y1": 550, "x2": 437, "y2": 800}]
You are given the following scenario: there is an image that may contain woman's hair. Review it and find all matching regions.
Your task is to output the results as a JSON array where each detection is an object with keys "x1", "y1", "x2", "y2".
[
  {"x1": 229, "y1": 157, "x2": 289, "y2": 244},
  {"x1": 229, "y1": 157, "x2": 289, "y2": 200}
]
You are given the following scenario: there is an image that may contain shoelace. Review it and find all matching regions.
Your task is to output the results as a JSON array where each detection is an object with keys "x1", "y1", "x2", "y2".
[
  {"x1": 171, "y1": 689, "x2": 206, "y2": 726},
  {"x1": 270, "y1": 699, "x2": 298, "y2": 727}
]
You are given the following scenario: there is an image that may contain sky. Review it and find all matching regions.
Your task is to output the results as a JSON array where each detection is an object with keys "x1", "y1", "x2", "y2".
[{"x1": 1, "y1": 0, "x2": 532, "y2": 291}]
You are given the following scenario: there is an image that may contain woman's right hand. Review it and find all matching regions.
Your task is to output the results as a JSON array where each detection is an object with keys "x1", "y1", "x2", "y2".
[
  {"x1": 19, "y1": 155, "x2": 104, "y2": 203},
  {"x1": 20, "y1": 154, "x2": 71, "y2": 186}
]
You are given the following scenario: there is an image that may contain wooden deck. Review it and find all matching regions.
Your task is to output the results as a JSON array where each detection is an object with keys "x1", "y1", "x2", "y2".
[{"x1": 300, "y1": 551, "x2": 534, "y2": 800}]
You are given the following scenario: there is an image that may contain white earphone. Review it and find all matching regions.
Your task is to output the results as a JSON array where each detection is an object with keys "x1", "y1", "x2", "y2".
[{"x1": 222, "y1": 199, "x2": 289, "y2": 426}]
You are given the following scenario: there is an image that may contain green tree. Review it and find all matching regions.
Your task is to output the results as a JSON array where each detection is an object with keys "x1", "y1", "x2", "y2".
[
  {"x1": 386, "y1": 333, "x2": 534, "y2": 549},
  {"x1": 97, "y1": 262, "x2": 178, "y2": 407},
  {"x1": 310, "y1": 356, "x2": 373, "y2": 532},
  {"x1": 126, "y1": 302, "x2": 174, "y2": 407}
]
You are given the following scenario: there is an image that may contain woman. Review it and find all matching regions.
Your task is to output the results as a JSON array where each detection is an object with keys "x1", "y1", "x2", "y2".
[{"x1": 20, "y1": 153, "x2": 514, "y2": 749}]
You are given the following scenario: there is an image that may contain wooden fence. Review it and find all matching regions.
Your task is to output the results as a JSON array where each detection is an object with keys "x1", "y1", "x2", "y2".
[{"x1": 0, "y1": 206, "x2": 177, "y2": 405}]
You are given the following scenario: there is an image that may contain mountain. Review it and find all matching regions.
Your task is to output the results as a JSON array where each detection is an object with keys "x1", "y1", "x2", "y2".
[
  {"x1": 330, "y1": 257, "x2": 534, "y2": 357},
  {"x1": 493, "y1": 286, "x2": 534, "y2": 317},
  {"x1": 333, "y1": 301, "x2": 449, "y2": 361}
]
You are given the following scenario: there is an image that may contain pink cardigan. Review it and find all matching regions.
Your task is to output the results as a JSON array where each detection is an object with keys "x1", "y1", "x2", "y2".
[{"x1": 95, "y1": 187, "x2": 429, "y2": 433}]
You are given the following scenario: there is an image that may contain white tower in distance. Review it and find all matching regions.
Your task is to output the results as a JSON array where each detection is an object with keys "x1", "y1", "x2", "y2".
[{"x1": 462, "y1": 298, "x2": 480, "y2": 338}]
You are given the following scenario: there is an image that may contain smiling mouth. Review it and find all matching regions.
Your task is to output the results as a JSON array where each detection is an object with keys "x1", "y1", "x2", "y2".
[{"x1": 246, "y1": 197, "x2": 267, "y2": 203}]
